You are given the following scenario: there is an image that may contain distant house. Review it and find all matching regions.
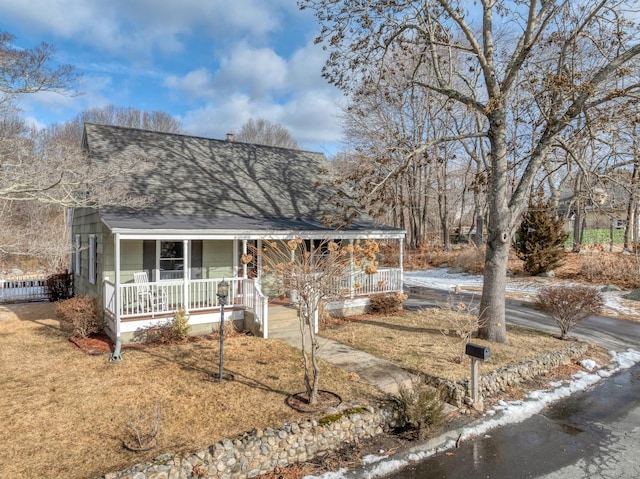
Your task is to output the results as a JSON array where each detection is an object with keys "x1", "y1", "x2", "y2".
[
  {"x1": 72, "y1": 124, "x2": 405, "y2": 353},
  {"x1": 558, "y1": 185, "x2": 631, "y2": 233}
]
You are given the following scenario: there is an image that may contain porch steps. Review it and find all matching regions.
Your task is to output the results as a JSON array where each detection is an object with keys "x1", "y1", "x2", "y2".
[{"x1": 267, "y1": 305, "x2": 299, "y2": 338}]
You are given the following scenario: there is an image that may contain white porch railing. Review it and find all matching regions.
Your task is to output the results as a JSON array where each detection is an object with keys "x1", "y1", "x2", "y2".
[
  {"x1": 103, "y1": 268, "x2": 401, "y2": 336},
  {"x1": 243, "y1": 278, "x2": 269, "y2": 337},
  {"x1": 106, "y1": 278, "x2": 236, "y2": 319},
  {"x1": 329, "y1": 267, "x2": 402, "y2": 297}
]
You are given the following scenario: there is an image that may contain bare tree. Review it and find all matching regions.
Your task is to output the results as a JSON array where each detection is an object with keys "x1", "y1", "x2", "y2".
[
  {"x1": 254, "y1": 238, "x2": 380, "y2": 405},
  {"x1": 0, "y1": 106, "x2": 185, "y2": 267},
  {"x1": 301, "y1": 0, "x2": 640, "y2": 342},
  {"x1": 75, "y1": 104, "x2": 183, "y2": 135},
  {"x1": 0, "y1": 31, "x2": 79, "y2": 114},
  {"x1": 234, "y1": 118, "x2": 299, "y2": 149}
]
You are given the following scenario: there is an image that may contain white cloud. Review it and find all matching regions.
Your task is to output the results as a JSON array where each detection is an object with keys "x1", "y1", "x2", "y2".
[
  {"x1": 0, "y1": 0, "x2": 284, "y2": 60},
  {"x1": 213, "y1": 44, "x2": 288, "y2": 99},
  {"x1": 0, "y1": 1, "x2": 343, "y2": 152},
  {"x1": 164, "y1": 68, "x2": 215, "y2": 101}
]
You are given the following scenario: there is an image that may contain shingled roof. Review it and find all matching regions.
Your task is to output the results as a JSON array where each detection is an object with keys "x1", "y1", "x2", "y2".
[{"x1": 83, "y1": 123, "x2": 403, "y2": 237}]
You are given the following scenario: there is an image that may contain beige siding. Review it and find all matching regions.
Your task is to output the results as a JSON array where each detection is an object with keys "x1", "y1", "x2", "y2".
[
  {"x1": 102, "y1": 235, "x2": 115, "y2": 281},
  {"x1": 203, "y1": 240, "x2": 234, "y2": 279},
  {"x1": 119, "y1": 241, "x2": 144, "y2": 283}
]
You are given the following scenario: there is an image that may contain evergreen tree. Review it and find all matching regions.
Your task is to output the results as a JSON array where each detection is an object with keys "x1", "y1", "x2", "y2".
[{"x1": 513, "y1": 195, "x2": 569, "y2": 275}]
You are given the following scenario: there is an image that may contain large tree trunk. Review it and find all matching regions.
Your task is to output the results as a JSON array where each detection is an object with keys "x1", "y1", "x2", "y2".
[
  {"x1": 624, "y1": 159, "x2": 638, "y2": 252},
  {"x1": 478, "y1": 225, "x2": 510, "y2": 343},
  {"x1": 477, "y1": 112, "x2": 510, "y2": 343}
]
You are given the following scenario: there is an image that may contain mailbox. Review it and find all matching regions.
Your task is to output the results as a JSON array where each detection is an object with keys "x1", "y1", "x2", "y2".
[{"x1": 465, "y1": 343, "x2": 491, "y2": 361}]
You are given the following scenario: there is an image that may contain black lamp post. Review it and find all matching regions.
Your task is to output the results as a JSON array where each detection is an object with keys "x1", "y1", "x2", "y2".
[{"x1": 216, "y1": 279, "x2": 229, "y2": 380}]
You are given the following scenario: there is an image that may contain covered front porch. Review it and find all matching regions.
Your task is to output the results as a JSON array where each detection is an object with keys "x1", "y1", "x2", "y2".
[
  {"x1": 100, "y1": 217, "x2": 405, "y2": 348},
  {"x1": 103, "y1": 267, "x2": 402, "y2": 342}
]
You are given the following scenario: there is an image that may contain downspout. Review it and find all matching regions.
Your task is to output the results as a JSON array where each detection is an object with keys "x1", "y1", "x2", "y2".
[{"x1": 110, "y1": 233, "x2": 123, "y2": 361}]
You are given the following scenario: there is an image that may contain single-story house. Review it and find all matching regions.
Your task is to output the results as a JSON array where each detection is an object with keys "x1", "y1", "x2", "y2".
[{"x1": 72, "y1": 124, "x2": 405, "y2": 358}]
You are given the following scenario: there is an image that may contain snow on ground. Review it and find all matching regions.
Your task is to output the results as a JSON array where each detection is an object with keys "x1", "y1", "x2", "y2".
[
  {"x1": 304, "y1": 349, "x2": 640, "y2": 479},
  {"x1": 404, "y1": 268, "x2": 640, "y2": 319}
]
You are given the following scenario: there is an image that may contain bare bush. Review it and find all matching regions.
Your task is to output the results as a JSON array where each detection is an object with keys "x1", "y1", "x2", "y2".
[
  {"x1": 579, "y1": 252, "x2": 640, "y2": 289},
  {"x1": 369, "y1": 292, "x2": 407, "y2": 314},
  {"x1": 121, "y1": 403, "x2": 161, "y2": 452},
  {"x1": 436, "y1": 299, "x2": 484, "y2": 363},
  {"x1": 536, "y1": 285, "x2": 604, "y2": 340},
  {"x1": 54, "y1": 295, "x2": 101, "y2": 339}
]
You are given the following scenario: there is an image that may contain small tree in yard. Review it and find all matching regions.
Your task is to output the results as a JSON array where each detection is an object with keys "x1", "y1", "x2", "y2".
[
  {"x1": 255, "y1": 238, "x2": 380, "y2": 406},
  {"x1": 513, "y1": 196, "x2": 569, "y2": 276},
  {"x1": 536, "y1": 285, "x2": 604, "y2": 340}
]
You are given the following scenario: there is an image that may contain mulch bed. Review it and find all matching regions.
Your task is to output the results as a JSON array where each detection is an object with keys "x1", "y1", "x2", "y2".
[
  {"x1": 69, "y1": 333, "x2": 114, "y2": 355},
  {"x1": 286, "y1": 390, "x2": 342, "y2": 413}
]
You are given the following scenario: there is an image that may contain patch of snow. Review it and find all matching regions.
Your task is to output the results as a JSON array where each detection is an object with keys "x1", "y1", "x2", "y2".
[
  {"x1": 580, "y1": 359, "x2": 598, "y2": 371},
  {"x1": 404, "y1": 269, "x2": 640, "y2": 318},
  {"x1": 303, "y1": 468, "x2": 347, "y2": 479},
  {"x1": 362, "y1": 454, "x2": 387, "y2": 465},
  {"x1": 304, "y1": 349, "x2": 640, "y2": 479}
]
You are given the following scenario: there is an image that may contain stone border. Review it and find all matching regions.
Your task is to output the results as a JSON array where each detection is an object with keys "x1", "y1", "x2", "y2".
[
  {"x1": 102, "y1": 342, "x2": 588, "y2": 479},
  {"x1": 102, "y1": 403, "x2": 400, "y2": 479},
  {"x1": 425, "y1": 342, "x2": 589, "y2": 407}
]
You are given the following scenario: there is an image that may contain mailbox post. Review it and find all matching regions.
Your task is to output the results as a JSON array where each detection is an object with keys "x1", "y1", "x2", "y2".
[{"x1": 465, "y1": 343, "x2": 491, "y2": 404}]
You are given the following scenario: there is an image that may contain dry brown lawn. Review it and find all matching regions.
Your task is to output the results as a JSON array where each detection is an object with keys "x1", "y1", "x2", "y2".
[
  {"x1": 0, "y1": 303, "x2": 380, "y2": 479},
  {"x1": 320, "y1": 309, "x2": 590, "y2": 382}
]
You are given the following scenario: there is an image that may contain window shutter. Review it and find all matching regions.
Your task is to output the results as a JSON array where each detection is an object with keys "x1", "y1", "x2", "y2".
[
  {"x1": 143, "y1": 240, "x2": 156, "y2": 281},
  {"x1": 75, "y1": 235, "x2": 81, "y2": 275},
  {"x1": 89, "y1": 235, "x2": 97, "y2": 284},
  {"x1": 191, "y1": 240, "x2": 203, "y2": 279}
]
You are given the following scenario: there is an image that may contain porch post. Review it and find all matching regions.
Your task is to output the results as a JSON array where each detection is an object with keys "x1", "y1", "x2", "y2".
[
  {"x1": 183, "y1": 240, "x2": 189, "y2": 312},
  {"x1": 350, "y1": 239, "x2": 355, "y2": 299},
  {"x1": 256, "y1": 239, "x2": 262, "y2": 285},
  {"x1": 242, "y1": 240, "x2": 248, "y2": 279},
  {"x1": 399, "y1": 238, "x2": 404, "y2": 294},
  {"x1": 110, "y1": 233, "x2": 122, "y2": 361}
]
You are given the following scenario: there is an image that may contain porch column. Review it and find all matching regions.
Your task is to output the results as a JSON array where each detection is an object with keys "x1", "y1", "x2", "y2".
[
  {"x1": 399, "y1": 238, "x2": 404, "y2": 294},
  {"x1": 110, "y1": 233, "x2": 122, "y2": 361},
  {"x1": 242, "y1": 240, "x2": 248, "y2": 279},
  {"x1": 183, "y1": 240, "x2": 189, "y2": 312},
  {"x1": 349, "y1": 239, "x2": 355, "y2": 298},
  {"x1": 256, "y1": 239, "x2": 262, "y2": 284}
]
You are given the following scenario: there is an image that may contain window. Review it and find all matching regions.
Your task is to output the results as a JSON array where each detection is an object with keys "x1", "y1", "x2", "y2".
[
  {"x1": 88, "y1": 235, "x2": 97, "y2": 284},
  {"x1": 159, "y1": 241, "x2": 184, "y2": 280}
]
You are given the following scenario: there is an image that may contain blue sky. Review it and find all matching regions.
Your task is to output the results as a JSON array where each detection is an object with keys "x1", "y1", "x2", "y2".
[{"x1": 0, "y1": 0, "x2": 346, "y2": 154}]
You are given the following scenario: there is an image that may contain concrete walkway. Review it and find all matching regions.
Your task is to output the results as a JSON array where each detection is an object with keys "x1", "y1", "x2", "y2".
[{"x1": 270, "y1": 327, "x2": 418, "y2": 396}]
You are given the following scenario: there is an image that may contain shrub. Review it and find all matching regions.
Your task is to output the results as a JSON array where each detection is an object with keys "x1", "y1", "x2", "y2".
[
  {"x1": 536, "y1": 284, "x2": 604, "y2": 339},
  {"x1": 172, "y1": 309, "x2": 190, "y2": 340},
  {"x1": 54, "y1": 295, "x2": 101, "y2": 339},
  {"x1": 513, "y1": 195, "x2": 568, "y2": 275},
  {"x1": 46, "y1": 272, "x2": 73, "y2": 302},
  {"x1": 452, "y1": 246, "x2": 485, "y2": 274},
  {"x1": 135, "y1": 309, "x2": 191, "y2": 344},
  {"x1": 369, "y1": 292, "x2": 408, "y2": 314},
  {"x1": 135, "y1": 320, "x2": 175, "y2": 344},
  {"x1": 394, "y1": 378, "x2": 446, "y2": 439}
]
